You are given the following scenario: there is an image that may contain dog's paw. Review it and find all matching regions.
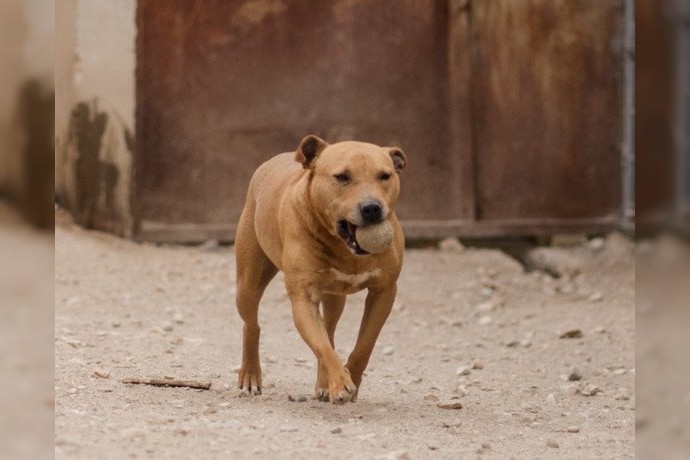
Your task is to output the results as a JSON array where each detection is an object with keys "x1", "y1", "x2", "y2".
[
  {"x1": 238, "y1": 366, "x2": 262, "y2": 395},
  {"x1": 327, "y1": 368, "x2": 357, "y2": 404}
]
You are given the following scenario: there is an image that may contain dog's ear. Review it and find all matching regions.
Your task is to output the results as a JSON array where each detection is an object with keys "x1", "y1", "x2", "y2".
[
  {"x1": 387, "y1": 147, "x2": 406, "y2": 173},
  {"x1": 295, "y1": 135, "x2": 329, "y2": 169}
]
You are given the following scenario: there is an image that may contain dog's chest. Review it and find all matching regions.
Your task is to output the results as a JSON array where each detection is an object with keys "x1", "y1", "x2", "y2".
[{"x1": 321, "y1": 267, "x2": 382, "y2": 294}]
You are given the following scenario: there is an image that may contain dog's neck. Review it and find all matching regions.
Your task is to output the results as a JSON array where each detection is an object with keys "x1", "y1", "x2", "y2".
[{"x1": 290, "y1": 173, "x2": 352, "y2": 260}]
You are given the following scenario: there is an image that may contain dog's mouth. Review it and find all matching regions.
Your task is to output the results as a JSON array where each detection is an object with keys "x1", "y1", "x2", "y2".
[{"x1": 337, "y1": 220, "x2": 370, "y2": 256}]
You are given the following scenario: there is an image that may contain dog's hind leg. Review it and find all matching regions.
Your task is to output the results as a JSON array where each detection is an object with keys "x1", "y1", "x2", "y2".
[{"x1": 235, "y1": 207, "x2": 278, "y2": 395}]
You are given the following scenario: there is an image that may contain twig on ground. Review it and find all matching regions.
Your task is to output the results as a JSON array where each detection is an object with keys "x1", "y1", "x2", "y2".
[{"x1": 121, "y1": 377, "x2": 212, "y2": 390}]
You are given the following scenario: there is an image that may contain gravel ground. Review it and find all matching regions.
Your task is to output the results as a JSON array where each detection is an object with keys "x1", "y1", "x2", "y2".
[{"x1": 55, "y1": 214, "x2": 634, "y2": 459}]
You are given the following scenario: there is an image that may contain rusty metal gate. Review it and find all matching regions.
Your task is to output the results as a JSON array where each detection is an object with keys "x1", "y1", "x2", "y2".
[{"x1": 135, "y1": 0, "x2": 624, "y2": 242}]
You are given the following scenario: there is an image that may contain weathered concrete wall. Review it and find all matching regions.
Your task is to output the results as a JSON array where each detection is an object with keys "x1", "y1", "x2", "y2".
[
  {"x1": 0, "y1": 0, "x2": 55, "y2": 228},
  {"x1": 55, "y1": 0, "x2": 136, "y2": 236}
]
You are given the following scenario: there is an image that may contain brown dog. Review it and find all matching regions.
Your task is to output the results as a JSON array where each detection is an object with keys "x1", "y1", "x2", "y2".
[{"x1": 235, "y1": 135, "x2": 406, "y2": 403}]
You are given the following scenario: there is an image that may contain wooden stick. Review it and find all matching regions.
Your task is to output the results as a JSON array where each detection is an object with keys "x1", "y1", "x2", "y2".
[{"x1": 121, "y1": 377, "x2": 212, "y2": 390}]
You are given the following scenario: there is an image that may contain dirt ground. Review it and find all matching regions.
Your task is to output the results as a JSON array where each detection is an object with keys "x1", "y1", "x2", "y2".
[{"x1": 55, "y1": 213, "x2": 635, "y2": 459}]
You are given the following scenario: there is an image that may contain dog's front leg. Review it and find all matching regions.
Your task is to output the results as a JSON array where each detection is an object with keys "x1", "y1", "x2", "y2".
[
  {"x1": 287, "y1": 287, "x2": 356, "y2": 404},
  {"x1": 346, "y1": 284, "x2": 396, "y2": 401}
]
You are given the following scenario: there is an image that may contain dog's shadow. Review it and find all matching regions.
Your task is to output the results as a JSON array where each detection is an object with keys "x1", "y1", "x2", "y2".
[{"x1": 256, "y1": 385, "x2": 421, "y2": 426}]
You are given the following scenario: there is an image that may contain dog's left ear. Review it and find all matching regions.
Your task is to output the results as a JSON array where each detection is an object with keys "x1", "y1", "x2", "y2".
[
  {"x1": 295, "y1": 135, "x2": 329, "y2": 169},
  {"x1": 387, "y1": 147, "x2": 406, "y2": 173}
]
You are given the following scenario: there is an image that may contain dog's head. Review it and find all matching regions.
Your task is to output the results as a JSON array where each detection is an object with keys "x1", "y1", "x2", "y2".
[{"x1": 295, "y1": 135, "x2": 406, "y2": 255}]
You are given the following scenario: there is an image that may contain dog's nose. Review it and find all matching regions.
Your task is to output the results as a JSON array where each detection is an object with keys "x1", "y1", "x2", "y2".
[{"x1": 360, "y1": 201, "x2": 383, "y2": 224}]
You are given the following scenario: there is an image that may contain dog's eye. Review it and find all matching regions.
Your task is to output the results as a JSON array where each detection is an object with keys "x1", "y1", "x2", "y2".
[
  {"x1": 378, "y1": 172, "x2": 392, "y2": 181},
  {"x1": 334, "y1": 173, "x2": 351, "y2": 184}
]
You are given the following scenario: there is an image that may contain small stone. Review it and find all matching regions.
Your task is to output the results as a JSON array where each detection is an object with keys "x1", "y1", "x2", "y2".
[
  {"x1": 454, "y1": 384, "x2": 468, "y2": 397},
  {"x1": 385, "y1": 451, "x2": 410, "y2": 460},
  {"x1": 331, "y1": 427, "x2": 342, "y2": 434},
  {"x1": 200, "y1": 239, "x2": 220, "y2": 251},
  {"x1": 111, "y1": 321, "x2": 122, "y2": 328},
  {"x1": 559, "y1": 329, "x2": 583, "y2": 339},
  {"x1": 437, "y1": 401, "x2": 463, "y2": 410},
  {"x1": 568, "y1": 367, "x2": 583, "y2": 381},
  {"x1": 92, "y1": 368, "x2": 110, "y2": 379},
  {"x1": 480, "y1": 287, "x2": 494, "y2": 298},
  {"x1": 612, "y1": 368, "x2": 627, "y2": 375},
  {"x1": 173, "y1": 313, "x2": 185, "y2": 324},
  {"x1": 546, "y1": 439, "x2": 559, "y2": 448},
  {"x1": 264, "y1": 355, "x2": 278, "y2": 364},
  {"x1": 456, "y1": 366, "x2": 471, "y2": 376},
  {"x1": 478, "y1": 316, "x2": 493, "y2": 326},
  {"x1": 471, "y1": 359, "x2": 484, "y2": 370},
  {"x1": 280, "y1": 426, "x2": 298, "y2": 432},
  {"x1": 567, "y1": 426, "x2": 581, "y2": 433},
  {"x1": 588, "y1": 238, "x2": 605, "y2": 251},
  {"x1": 588, "y1": 292, "x2": 604, "y2": 302},
  {"x1": 481, "y1": 443, "x2": 492, "y2": 450},
  {"x1": 546, "y1": 393, "x2": 558, "y2": 406},
  {"x1": 438, "y1": 237, "x2": 464, "y2": 252},
  {"x1": 424, "y1": 394, "x2": 439, "y2": 402},
  {"x1": 506, "y1": 340, "x2": 519, "y2": 347},
  {"x1": 383, "y1": 346, "x2": 395, "y2": 356},
  {"x1": 520, "y1": 339, "x2": 532, "y2": 348},
  {"x1": 581, "y1": 384, "x2": 603, "y2": 396},
  {"x1": 294, "y1": 357, "x2": 308, "y2": 363},
  {"x1": 296, "y1": 395, "x2": 308, "y2": 402},
  {"x1": 162, "y1": 322, "x2": 174, "y2": 332}
]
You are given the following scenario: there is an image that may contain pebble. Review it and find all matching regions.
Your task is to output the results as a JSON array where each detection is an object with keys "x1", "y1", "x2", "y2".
[
  {"x1": 478, "y1": 316, "x2": 493, "y2": 326},
  {"x1": 456, "y1": 366, "x2": 471, "y2": 376},
  {"x1": 559, "y1": 329, "x2": 583, "y2": 339},
  {"x1": 520, "y1": 339, "x2": 532, "y2": 348},
  {"x1": 588, "y1": 237, "x2": 605, "y2": 251},
  {"x1": 383, "y1": 346, "x2": 395, "y2": 356},
  {"x1": 567, "y1": 425, "x2": 581, "y2": 433},
  {"x1": 546, "y1": 439, "x2": 559, "y2": 448},
  {"x1": 111, "y1": 321, "x2": 122, "y2": 328},
  {"x1": 437, "y1": 401, "x2": 463, "y2": 410},
  {"x1": 280, "y1": 426, "x2": 298, "y2": 432},
  {"x1": 546, "y1": 393, "x2": 558, "y2": 406},
  {"x1": 438, "y1": 237, "x2": 464, "y2": 252},
  {"x1": 568, "y1": 367, "x2": 583, "y2": 381},
  {"x1": 386, "y1": 451, "x2": 411, "y2": 460},
  {"x1": 173, "y1": 313, "x2": 185, "y2": 324},
  {"x1": 480, "y1": 288, "x2": 494, "y2": 298},
  {"x1": 92, "y1": 368, "x2": 110, "y2": 379},
  {"x1": 581, "y1": 383, "x2": 603, "y2": 396},
  {"x1": 200, "y1": 239, "x2": 220, "y2": 251},
  {"x1": 331, "y1": 427, "x2": 342, "y2": 434},
  {"x1": 506, "y1": 340, "x2": 519, "y2": 347},
  {"x1": 162, "y1": 322, "x2": 174, "y2": 332},
  {"x1": 454, "y1": 384, "x2": 468, "y2": 397},
  {"x1": 424, "y1": 394, "x2": 439, "y2": 402},
  {"x1": 588, "y1": 292, "x2": 604, "y2": 302},
  {"x1": 287, "y1": 394, "x2": 308, "y2": 402},
  {"x1": 471, "y1": 359, "x2": 484, "y2": 370}
]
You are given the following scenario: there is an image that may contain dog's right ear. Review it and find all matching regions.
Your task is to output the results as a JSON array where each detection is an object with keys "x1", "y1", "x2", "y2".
[{"x1": 295, "y1": 135, "x2": 329, "y2": 169}]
